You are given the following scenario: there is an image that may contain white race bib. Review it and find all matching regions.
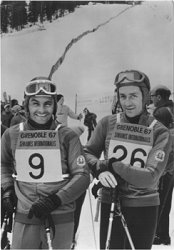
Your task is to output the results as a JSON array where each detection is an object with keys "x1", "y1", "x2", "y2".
[
  {"x1": 108, "y1": 123, "x2": 153, "y2": 168},
  {"x1": 15, "y1": 130, "x2": 63, "y2": 182}
]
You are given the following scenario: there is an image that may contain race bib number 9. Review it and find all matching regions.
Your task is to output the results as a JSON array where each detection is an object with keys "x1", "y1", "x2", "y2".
[
  {"x1": 15, "y1": 130, "x2": 63, "y2": 182},
  {"x1": 16, "y1": 149, "x2": 63, "y2": 182}
]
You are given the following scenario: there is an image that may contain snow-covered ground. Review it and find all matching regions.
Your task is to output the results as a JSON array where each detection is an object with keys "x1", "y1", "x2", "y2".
[
  {"x1": 1, "y1": 1, "x2": 174, "y2": 249},
  {"x1": 73, "y1": 181, "x2": 174, "y2": 250}
]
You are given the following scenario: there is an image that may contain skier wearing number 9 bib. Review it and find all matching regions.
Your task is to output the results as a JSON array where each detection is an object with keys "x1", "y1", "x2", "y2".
[
  {"x1": 1, "y1": 76, "x2": 90, "y2": 249},
  {"x1": 84, "y1": 70, "x2": 172, "y2": 249}
]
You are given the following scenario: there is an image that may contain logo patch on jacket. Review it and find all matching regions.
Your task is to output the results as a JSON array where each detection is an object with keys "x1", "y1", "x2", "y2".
[
  {"x1": 77, "y1": 155, "x2": 86, "y2": 166},
  {"x1": 155, "y1": 150, "x2": 165, "y2": 162}
]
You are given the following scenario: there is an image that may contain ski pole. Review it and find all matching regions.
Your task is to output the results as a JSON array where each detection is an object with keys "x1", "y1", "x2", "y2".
[
  {"x1": 1, "y1": 212, "x2": 11, "y2": 250},
  {"x1": 1, "y1": 213, "x2": 8, "y2": 242},
  {"x1": 94, "y1": 198, "x2": 101, "y2": 222},
  {"x1": 120, "y1": 214, "x2": 135, "y2": 250},
  {"x1": 88, "y1": 187, "x2": 97, "y2": 250},
  {"x1": 115, "y1": 193, "x2": 135, "y2": 250},
  {"x1": 91, "y1": 181, "x2": 102, "y2": 222},
  {"x1": 44, "y1": 218, "x2": 53, "y2": 250},
  {"x1": 105, "y1": 197, "x2": 115, "y2": 250}
]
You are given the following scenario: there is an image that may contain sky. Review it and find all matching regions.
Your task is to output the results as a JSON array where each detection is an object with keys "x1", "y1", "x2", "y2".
[{"x1": 1, "y1": 1, "x2": 174, "y2": 113}]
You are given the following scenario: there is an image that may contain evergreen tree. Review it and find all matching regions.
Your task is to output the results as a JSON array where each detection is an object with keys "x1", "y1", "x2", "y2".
[
  {"x1": 28, "y1": 1, "x2": 40, "y2": 24},
  {"x1": 0, "y1": 1, "x2": 91, "y2": 34},
  {"x1": 45, "y1": 1, "x2": 55, "y2": 22},
  {"x1": 8, "y1": 1, "x2": 27, "y2": 31},
  {"x1": 1, "y1": 1, "x2": 9, "y2": 33}
]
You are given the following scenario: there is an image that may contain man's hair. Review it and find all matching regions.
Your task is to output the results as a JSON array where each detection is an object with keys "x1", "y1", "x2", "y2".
[
  {"x1": 83, "y1": 108, "x2": 89, "y2": 113},
  {"x1": 155, "y1": 88, "x2": 171, "y2": 100},
  {"x1": 57, "y1": 94, "x2": 63, "y2": 102},
  {"x1": 11, "y1": 99, "x2": 19, "y2": 107}
]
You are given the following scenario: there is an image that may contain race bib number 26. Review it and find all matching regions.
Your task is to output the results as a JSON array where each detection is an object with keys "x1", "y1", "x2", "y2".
[{"x1": 108, "y1": 140, "x2": 152, "y2": 168}]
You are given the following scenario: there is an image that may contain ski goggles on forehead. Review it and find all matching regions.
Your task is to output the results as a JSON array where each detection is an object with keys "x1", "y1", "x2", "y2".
[
  {"x1": 115, "y1": 71, "x2": 145, "y2": 86},
  {"x1": 25, "y1": 80, "x2": 57, "y2": 96}
]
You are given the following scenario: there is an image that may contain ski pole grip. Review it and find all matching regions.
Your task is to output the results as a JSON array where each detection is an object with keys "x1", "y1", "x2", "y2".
[
  {"x1": 44, "y1": 218, "x2": 53, "y2": 250},
  {"x1": 91, "y1": 181, "x2": 103, "y2": 198}
]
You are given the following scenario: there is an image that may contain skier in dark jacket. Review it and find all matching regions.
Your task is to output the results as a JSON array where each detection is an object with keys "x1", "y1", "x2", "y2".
[
  {"x1": 151, "y1": 85, "x2": 174, "y2": 245},
  {"x1": 83, "y1": 108, "x2": 97, "y2": 141}
]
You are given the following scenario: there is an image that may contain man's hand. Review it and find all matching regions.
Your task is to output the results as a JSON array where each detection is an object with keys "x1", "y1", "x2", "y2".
[
  {"x1": 2, "y1": 186, "x2": 17, "y2": 217},
  {"x1": 77, "y1": 113, "x2": 83, "y2": 121},
  {"x1": 98, "y1": 171, "x2": 117, "y2": 188},
  {"x1": 28, "y1": 194, "x2": 61, "y2": 219}
]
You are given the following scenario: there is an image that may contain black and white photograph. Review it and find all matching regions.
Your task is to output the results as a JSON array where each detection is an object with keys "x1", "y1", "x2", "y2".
[{"x1": 1, "y1": 1, "x2": 174, "y2": 249}]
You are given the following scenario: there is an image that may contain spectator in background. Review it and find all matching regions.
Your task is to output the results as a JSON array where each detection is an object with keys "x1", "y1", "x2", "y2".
[
  {"x1": 11, "y1": 99, "x2": 19, "y2": 108},
  {"x1": 1, "y1": 121, "x2": 11, "y2": 249},
  {"x1": 83, "y1": 108, "x2": 97, "y2": 141},
  {"x1": 147, "y1": 103, "x2": 156, "y2": 115},
  {"x1": 151, "y1": 85, "x2": 174, "y2": 245},
  {"x1": 56, "y1": 94, "x2": 83, "y2": 126},
  {"x1": 151, "y1": 85, "x2": 173, "y2": 115},
  {"x1": 10, "y1": 105, "x2": 26, "y2": 126},
  {"x1": 111, "y1": 88, "x2": 122, "y2": 114},
  {"x1": 56, "y1": 94, "x2": 84, "y2": 136},
  {"x1": 1, "y1": 123, "x2": 7, "y2": 137},
  {"x1": 1, "y1": 104, "x2": 13, "y2": 127}
]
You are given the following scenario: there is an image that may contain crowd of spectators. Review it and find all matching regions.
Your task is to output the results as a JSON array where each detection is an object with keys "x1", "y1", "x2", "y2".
[{"x1": 1, "y1": 99, "x2": 26, "y2": 129}]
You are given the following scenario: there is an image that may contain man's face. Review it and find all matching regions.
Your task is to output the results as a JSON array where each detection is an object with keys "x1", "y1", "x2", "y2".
[
  {"x1": 119, "y1": 86, "x2": 143, "y2": 117},
  {"x1": 150, "y1": 91, "x2": 159, "y2": 107},
  {"x1": 5, "y1": 106, "x2": 10, "y2": 113},
  {"x1": 83, "y1": 109, "x2": 88, "y2": 115},
  {"x1": 28, "y1": 96, "x2": 54, "y2": 124},
  {"x1": 59, "y1": 97, "x2": 64, "y2": 105}
]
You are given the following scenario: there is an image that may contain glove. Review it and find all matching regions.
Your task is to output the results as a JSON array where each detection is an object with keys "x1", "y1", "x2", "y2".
[
  {"x1": 108, "y1": 157, "x2": 117, "y2": 175},
  {"x1": 91, "y1": 182, "x2": 103, "y2": 199},
  {"x1": 2, "y1": 186, "x2": 17, "y2": 217},
  {"x1": 77, "y1": 113, "x2": 83, "y2": 120},
  {"x1": 28, "y1": 194, "x2": 61, "y2": 219},
  {"x1": 94, "y1": 159, "x2": 109, "y2": 179}
]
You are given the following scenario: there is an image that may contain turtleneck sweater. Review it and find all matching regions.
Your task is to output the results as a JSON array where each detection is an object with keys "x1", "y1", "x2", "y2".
[
  {"x1": 28, "y1": 118, "x2": 53, "y2": 130},
  {"x1": 125, "y1": 114, "x2": 141, "y2": 124}
]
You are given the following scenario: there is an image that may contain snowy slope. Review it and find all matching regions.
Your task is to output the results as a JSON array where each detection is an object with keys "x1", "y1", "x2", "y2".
[{"x1": 1, "y1": 1, "x2": 173, "y2": 109}]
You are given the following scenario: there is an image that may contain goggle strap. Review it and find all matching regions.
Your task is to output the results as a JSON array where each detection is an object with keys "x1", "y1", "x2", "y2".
[
  {"x1": 116, "y1": 81, "x2": 147, "y2": 89},
  {"x1": 28, "y1": 79, "x2": 53, "y2": 85}
]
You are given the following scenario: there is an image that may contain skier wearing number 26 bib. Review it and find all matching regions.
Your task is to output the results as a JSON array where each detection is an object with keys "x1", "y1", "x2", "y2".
[
  {"x1": 1, "y1": 77, "x2": 90, "y2": 249},
  {"x1": 84, "y1": 70, "x2": 172, "y2": 250}
]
